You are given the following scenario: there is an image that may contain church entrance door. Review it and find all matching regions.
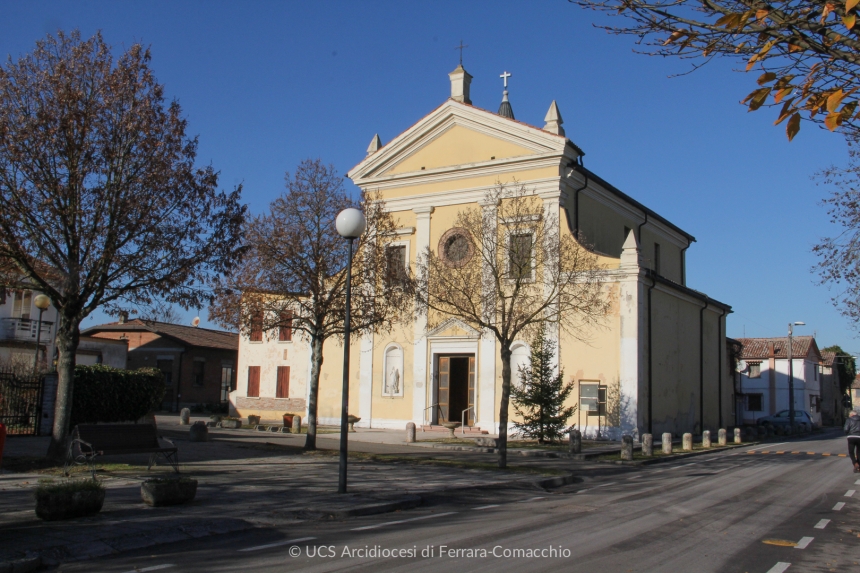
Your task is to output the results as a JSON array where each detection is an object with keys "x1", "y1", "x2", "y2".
[{"x1": 436, "y1": 355, "x2": 475, "y2": 426}]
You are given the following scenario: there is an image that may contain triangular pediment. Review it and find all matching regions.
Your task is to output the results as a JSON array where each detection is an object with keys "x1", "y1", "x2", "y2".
[
  {"x1": 426, "y1": 317, "x2": 481, "y2": 339},
  {"x1": 348, "y1": 100, "x2": 568, "y2": 183}
]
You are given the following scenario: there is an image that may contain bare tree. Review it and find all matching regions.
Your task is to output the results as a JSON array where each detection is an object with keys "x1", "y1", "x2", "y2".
[
  {"x1": 0, "y1": 31, "x2": 245, "y2": 460},
  {"x1": 415, "y1": 183, "x2": 608, "y2": 468},
  {"x1": 137, "y1": 301, "x2": 185, "y2": 325},
  {"x1": 210, "y1": 159, "x2": 413, "y2": 450},
  {"x1": 573, "y1": 0, "x2": 860, "y2": 139}
]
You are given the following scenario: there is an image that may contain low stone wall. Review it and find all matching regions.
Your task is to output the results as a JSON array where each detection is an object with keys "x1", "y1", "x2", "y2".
[{"x1": 233, "y1": 396, "x2": 306, "y2": 423}]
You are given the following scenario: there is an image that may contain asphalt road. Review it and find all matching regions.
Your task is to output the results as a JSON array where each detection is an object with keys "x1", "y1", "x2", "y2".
[{"x1": 54, "y1": 429, "x2": 860, "y2": 573}]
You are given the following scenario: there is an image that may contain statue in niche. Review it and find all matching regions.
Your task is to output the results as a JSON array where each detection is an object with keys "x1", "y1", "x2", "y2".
[{"x1": 384, "y1": 346, "x2": 403, "y2": 397}]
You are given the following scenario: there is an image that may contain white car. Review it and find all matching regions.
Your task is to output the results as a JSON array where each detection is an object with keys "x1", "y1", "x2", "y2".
[{"x1": 756, "y1": 410, "x2": 817, "y2": 430}]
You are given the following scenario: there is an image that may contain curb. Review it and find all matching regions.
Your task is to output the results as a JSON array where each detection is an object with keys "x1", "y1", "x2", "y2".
[
  {"x1": 534, "y1": 474, "x2": 582, "y2": 489},
  {"x1": 595, "y1": 442, "x2": 756, "y2": 466},
  {"x1": 0, "y1": 556, "x2": 41, "y2": 573},
  {"x1": 300, "y1": 495, "x2": 423, "y2": 520}
]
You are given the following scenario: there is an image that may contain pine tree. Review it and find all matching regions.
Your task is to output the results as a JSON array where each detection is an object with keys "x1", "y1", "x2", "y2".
[{"x1": 511, "y1": 330, "x2": 576, "y2": 444}]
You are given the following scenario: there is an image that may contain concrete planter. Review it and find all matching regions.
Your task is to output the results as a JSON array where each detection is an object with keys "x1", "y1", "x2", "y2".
[
  {"x1": 220, "y1": 419, "x2": 241, "y2": 429},
  {"x1": 141, "y1": 478, "x2": 198, "y2": 507},
  {"x1": 35, "y1": 488, "x2": 105, "y2": 521}
]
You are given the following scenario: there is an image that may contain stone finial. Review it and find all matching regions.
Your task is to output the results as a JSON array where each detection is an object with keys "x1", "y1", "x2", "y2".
[
  {"x1": 621, "y1": 228, "x2": 640, "y2": 269},
  {"x1": 544, "y1": 100, "x2": 565, "y2": 136},
  {"x1": 366, "y1": 134, "x2": 382, "y2": 156},
  {"x1": 449, "y1": 65, "x2": 473, "y2": 104}
]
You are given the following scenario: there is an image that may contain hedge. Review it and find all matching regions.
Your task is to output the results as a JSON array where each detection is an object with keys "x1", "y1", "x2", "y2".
[{"x1": 70, "y1": 365, "x2": 166, "y2": 426}]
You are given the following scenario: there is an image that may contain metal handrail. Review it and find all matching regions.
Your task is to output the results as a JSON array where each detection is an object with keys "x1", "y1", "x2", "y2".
[
  {"x1": 422, "y1": 403, "x2": 442, "y2": 427},
  {"x1": 461, "y1": 406, "x2": 475, "y2": 435}
]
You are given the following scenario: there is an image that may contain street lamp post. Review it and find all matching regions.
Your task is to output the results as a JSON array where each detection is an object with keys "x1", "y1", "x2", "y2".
[
  {"x1": 787, "y1": 321, "x2": 805, "y2": 432},
  {"x1": 32, "y1": 294, "x2": 51, "y2": 376},
  {"x1": 335, "y1": 208, "x2": 366, "y2": 494}
]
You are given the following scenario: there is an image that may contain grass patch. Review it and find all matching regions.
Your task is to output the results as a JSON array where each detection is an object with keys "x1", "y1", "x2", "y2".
[
  {"x1": 419, "y1": 438, "x2": 483, "y2": 445},
  {"x1": 2, "y1": 456, "x2": 150, "y2": 476}
]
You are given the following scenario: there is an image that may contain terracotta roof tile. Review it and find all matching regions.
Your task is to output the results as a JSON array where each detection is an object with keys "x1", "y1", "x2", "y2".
[
  {"x1": 736, "y1": 336, "x2": 821, "y2": 361},
  {"x1": 83, "y1": 319, "x2": 237, "y2": 351}
]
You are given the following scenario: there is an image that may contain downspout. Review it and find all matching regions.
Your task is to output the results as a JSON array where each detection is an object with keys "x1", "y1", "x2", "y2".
[
  {"x1": 647, "y1": 272, "x2": 657, "y2": 435},
  {"x1": 718, "y1": 307, "x2": 727, "y2": 428},
  {"x1": 699, "y1": 302, "x2": 708, "y2": 433},
  {"x1": 680, "y1": 244, "x2": 689, "y2": 286},
  {"x1": 175, "y1": 350, "x2": 184, "y2": 412},
  {"x1": 638, "y1": 213, "x2": 649, "y2": 244},
  {"x1": 569, "y1": 158, "x2": 588, "y2": 237}
]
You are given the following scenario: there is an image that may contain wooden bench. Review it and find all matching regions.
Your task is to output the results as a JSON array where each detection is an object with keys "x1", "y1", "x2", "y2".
[{"x1": 65, "y1": 423, "x2": 178, "y2": 478}]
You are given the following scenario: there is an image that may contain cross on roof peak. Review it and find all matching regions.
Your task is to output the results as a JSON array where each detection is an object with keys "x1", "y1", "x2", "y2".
[
  {"x1": 500, "y1": 70, "x2": 512, "y2": 89},
  {"x1": 455, "y1": 40, "x2": 468, "y2": 65}
]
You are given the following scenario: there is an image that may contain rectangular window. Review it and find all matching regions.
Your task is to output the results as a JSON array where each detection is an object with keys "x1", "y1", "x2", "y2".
[
  {"x1": 12, "y1": 290, "x2": 31, "y2": 319},
  {"x1": 748, "y1": 362, "x2": 761, "y2": 378},
  {"x1": 276, "y1": 366, "x2": 290, "y2": 398},
  {"x1": 810, "y1": 394, "x2": 820, "y2": 412},
  {"x1": 509, "y1": 233, "x2": 533, "y2": 280},
  {"x1": 157, "y1": 359, "x2": 174, "y2": 387},
  {"x1": 192, "y1": 359, "x2": 205, "y2": 387},
  {"x1": 250, "y1": 311, "x2": 263, "y2": 342},
  {"x1": 385, "y1": 245, "x2": 408, "y2": 287},
  {"x1": 278, "y1": 311, "x2": 293, "y2": 342},
  {"x1": 747, "y1": 393, "x2": 763, "y2": 412},
  {"x1": 654, "y1": 243, "x2": 661, "y2": 275},
  {"x1": 247, "y1": 366, "x2": 260, "y2": 397},
  {"x1": 580, "y1": 382, "x2": 606, "y2": 417}
]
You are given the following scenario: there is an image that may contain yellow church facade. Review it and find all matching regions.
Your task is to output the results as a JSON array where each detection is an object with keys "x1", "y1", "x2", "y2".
[{"x1": 231, "y1": 66, "x2": 733, "y2": 440}]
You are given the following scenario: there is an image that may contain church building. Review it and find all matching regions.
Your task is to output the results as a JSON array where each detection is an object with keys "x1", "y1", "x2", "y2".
[{"x1": 231, "y1": 65, "x2": 733, "y2": 440}]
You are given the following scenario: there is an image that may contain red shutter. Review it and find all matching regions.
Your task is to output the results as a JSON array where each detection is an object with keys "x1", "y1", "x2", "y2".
[
  {"x1": 279, "y1": 311, "x2": 292, "y2": 342},
  {"x1": 250, "y1": 312, "x2": 263, "y2": 342},
  {"x1": 276, "y1": 366, "x2": 290, "y2": 398},
  {"x1": 247, "y1": 366, "x2": 260, "y2": 397}
]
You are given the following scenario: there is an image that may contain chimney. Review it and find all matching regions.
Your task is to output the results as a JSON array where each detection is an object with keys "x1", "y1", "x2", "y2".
[
  {"x1": 449, "y1": 65, "x2": 472, "y2": 104},
  {"x1": 118, "y1": 311, "x2": 128, "y2": 324}
]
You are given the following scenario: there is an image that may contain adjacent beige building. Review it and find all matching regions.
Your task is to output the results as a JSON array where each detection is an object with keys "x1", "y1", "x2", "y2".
[{"x1": 232, "y1": 66, "x2": 733, "y2": 440}]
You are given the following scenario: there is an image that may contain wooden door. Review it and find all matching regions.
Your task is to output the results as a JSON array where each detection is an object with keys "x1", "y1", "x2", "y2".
[{"x1": 438, "y1": 356, "x2": 450, "y2": 422}]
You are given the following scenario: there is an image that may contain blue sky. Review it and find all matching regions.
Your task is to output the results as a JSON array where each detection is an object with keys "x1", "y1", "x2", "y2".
[{"x1": 1, "y1": 1, "x2": 855, "y2": 352}]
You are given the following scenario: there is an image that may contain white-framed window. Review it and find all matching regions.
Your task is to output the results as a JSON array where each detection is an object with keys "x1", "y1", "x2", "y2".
[
  {"x1": 748, "y1": 362, "x2": 761, "y2": 378},
  {"x1": 382, "y1": 343, "x2": 404, "y2": 397},
  {"x1": 385, "y1": 240, "x2": 410, "y2": 289},
  {"x1": 580, "y1": 381, "x2": 606, "y2": 417}
]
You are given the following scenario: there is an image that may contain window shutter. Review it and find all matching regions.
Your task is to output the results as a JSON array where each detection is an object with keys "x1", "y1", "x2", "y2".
[
  {"x1": 276, "y1": 366, "x2": 290, "y2": 398},
  {"x1": 250, "y1": 312, "x2": 263, "y2": 342},
  {"x1": 247, "y1": 366, "x2": 260, "y2": 397},
  {"x1": 279, "y1": 311, "x2": 293, "y2": 342}
]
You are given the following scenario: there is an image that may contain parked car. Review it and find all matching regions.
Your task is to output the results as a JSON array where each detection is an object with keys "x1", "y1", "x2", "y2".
[{"x1": 756, "y1": 410, "x2": 817, "y2": 430}]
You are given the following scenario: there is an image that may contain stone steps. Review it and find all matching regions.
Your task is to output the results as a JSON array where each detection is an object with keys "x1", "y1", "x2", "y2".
[{"x1": 419, "y1": 425, "x2": 489, "y2": 435}]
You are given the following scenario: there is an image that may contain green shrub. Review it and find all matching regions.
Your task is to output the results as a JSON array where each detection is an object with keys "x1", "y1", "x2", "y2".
[
  {"x1": 70, "y1": 365, "x2": 165, "y2": 426},
  {"x1": 35, "y1": 478, "x2": 105, "y2": 495}
]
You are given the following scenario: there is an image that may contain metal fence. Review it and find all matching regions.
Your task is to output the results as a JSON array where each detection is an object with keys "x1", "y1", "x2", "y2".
[{"x1": 0, "y1": 370, "x2": 45, "y2": 436}]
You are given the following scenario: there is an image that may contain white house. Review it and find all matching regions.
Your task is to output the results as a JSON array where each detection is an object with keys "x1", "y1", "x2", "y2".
[
  {"x1": 736, "y1": 336, "x2": 823, "y2": 426},
  {"x1": 0, "y1": 284, "x2": 58, "y2": 372}
]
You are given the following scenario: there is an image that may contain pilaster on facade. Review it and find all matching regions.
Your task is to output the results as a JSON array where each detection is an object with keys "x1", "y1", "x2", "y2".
[
  {"x1": 618, "y1": 230, "x2": 646, "y2": 439},
  {"x1": 542, "y1": 195, "x2": 561, "y2": 376},
  {"x1": 358, "y1": 331, "x2": 374, "y2": 428},
  {"x1": 412, "y1": 206, "x2": 433, "y2": 424}
]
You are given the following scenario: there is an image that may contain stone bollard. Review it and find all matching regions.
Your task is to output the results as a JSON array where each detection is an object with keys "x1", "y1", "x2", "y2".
[
  {"x1": 179, "y1": 408, "x2": 191, "y2": 425},
  {"x1": 642, "y1": 433, "x2": 653, "y2": 456},
  {"x1": 662, "y1": 433, "x2": 673, "y2": 454},
  {"x1": 189, "y1": 421, "x2": 208, "y2": 442},
  {"x1": 405, "y1": 422, "x2": 416, "y2": 443},
  {"x1": 569, "y1": 429, "x2": 582, "y2": 454},
  {"x1": 734, "y1": 427, "x2": 742, "y2": 444},
  {"x1": 621, "y1": 435, "x2": 634, "y2": 461},
  {"x1": 718, "y1": 428, "x2": 727, "y2": 446},
  {"x1": 292, "y1": 415, "x2": 302, "y2": 433},
  {"x1": 682, "y1": 433, "x2": 692, "y2": 451},
  {"x1": 702, "y1": 430, "x2": 711, "y2": 448}
]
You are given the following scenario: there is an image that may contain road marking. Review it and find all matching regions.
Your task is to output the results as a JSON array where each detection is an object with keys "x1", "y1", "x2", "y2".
[
  {"x1": 822, "y1": 453, "x2": 831, "y2": 457},
  {"x1": 239, "y1": 537, "x2": 316, "y2": 552},
  {"x1": 834, "y1": 502, "x2": 846, "y2": 511},
  {"x1": 795, "y1": 537, "x2": 813, "y2": 549},
  {"x1": 473, "y1": 504, "x2": 499, "y2": 510},
  {"x1": 592, "y1": 482, "x2": 617, "y2": 488},
  {"x1": 845, "y1": 490, "x2": 856, "y2": 497},
  {"x1": 520, "y1": 497, "x2": 545, "y2": 502},
  {"x1": 121, "y1": 566, "x2": 175, "y2": 573},
  {"x1": 749, "y1": 442, "x2": 787, "y2": 451},
  {"x1": 855, "y1": 479, "x2": 860, "y2": 485},
  {"x1": 791, "y1": 451, "x2": 800, "y2": 454},
  {"x1": 838, "y1": 454, "x2": 847, "y2": 457},
  {"x1": 776, "y1": 451, "x2": 785, "y2": 454},
  {"x1": 350, "y1": 512, "x2": 458, "y2": 531},
  {"x1": 763, "y1": 539, "x2": 796, "y2": 547},
  {"x1": 765, "y1": 563, "x2": 791, "y2": 573},
  {"x1": 814, "y1": 519, "x2": 830, "y2": 529},
  {"x1": 807, "y1": 452, "x2": 815, "y2": 455},
  {"x1": 575, "y1": 489, "x2": 589, "y2": 494}
]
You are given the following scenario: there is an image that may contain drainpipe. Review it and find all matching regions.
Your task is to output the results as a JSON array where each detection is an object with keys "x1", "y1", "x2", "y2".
[
  {"x1": 638, "y1": 213, "x2": 649, "y2": 244},
  {"x1": 569, "y1": 159, "x2": 588, "y2": 238},
  {"x1": 718, "y1": 307, "x2": 726, "y2": 428},
  {"x1": 699, "y1": 302, "x2": 708, "y2": 434},
  {"x1": 647, "y1": 273, "x2": 657, "y2": 435},
  {"x1": 680, "y1": 244, "x2": 689, "y2": 286}
]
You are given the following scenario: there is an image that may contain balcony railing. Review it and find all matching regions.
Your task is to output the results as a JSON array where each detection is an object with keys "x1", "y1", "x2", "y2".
[{"x1": 0, "y1": 317, "x2": 54, "y2": 342}]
